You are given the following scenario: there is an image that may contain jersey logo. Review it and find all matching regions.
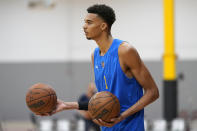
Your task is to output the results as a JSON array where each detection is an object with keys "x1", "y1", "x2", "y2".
[
  {"x1": 104, "y1": 75, "x2": 108, "y2": 89},
  {"x1": 101, "y1": 61, "x2": 105, "y2": 68}
]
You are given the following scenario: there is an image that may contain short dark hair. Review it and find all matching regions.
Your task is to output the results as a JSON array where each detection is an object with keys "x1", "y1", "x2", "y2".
[{"x1": 87, "y1": 4, "x2": 116, "y2": 31}]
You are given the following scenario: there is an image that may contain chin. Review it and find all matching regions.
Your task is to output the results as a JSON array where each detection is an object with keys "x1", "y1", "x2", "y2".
[{"x1": 86, "y1": 36, "x2": 92, "y2": 40}]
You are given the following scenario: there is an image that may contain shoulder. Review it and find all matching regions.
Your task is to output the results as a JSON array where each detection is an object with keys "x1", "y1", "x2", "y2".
[
  {"x1": 91, "y1": 51, "x2": 94, "y2": 67},
  {"x1": 91, "y1": 51, "x2": 94, "y2": 61},
  {"x1": 118, "y1": 42, "x2": 139, "y2": 58},
  {"x1": 91, "y1": 47, "x2": 100, "y2": 67},
  {"x1": 91, "y1": 48, "x2": 98, "y2": 67},
  {"x1": 91, "y1": 47, "x2": 99, "y2": 59},
  {"x1": 118, "y1": 41, "x2": 142, "y2": 69}
]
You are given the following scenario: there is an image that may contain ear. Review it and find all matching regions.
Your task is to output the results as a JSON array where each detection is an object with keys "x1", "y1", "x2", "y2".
[{"x1": 100, "y1": 22, "x2": 108, "y2": 31}]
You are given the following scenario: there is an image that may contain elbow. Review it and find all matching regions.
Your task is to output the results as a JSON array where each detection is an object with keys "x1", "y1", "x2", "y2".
[
  {"x1": 153, "y1": 87, "x2": 159, "y2": 101},
  {"x1": 147, "y1": 87, "x2": 159, "y2": 102},
  {"x1": 144, "y1": 86, "x2": 160, "y2": 102}
]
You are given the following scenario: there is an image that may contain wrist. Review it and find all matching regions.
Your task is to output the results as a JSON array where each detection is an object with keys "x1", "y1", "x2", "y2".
[
  {"x1": 78, "y1": 101, "x2": 89, "y2": 110},
  {"x1": 120, "y1": 112, "x2": 127, "y2": 121},
  {"x1": 63, "y1": 102, "x2": 79, "y2": 110}
]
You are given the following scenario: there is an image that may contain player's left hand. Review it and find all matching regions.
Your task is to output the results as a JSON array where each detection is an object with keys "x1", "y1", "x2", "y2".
[{"x1": 93, "y1": 115, "x2": 124, "y2": 127}]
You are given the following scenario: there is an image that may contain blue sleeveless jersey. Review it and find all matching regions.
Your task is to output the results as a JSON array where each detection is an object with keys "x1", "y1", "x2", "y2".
[{"x1": 94, "y1": 39, "x2": 144, "y2": 131}]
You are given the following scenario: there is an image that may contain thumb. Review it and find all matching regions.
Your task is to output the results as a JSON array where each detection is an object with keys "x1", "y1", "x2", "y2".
[
  {"x1": 49, "y1": 107, "x2": 58, "y2": 115},
  {"x1": 110, "y1": 118, "x2": 116, "y2": 122},
  {"x1": 51, "y1": 109, "x2": 58, "y2": 115}
]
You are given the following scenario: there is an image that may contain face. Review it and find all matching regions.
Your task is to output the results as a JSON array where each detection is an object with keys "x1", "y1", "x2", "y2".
[{"x1": 83, "y1": 13, "x2": 107, "y2": 40}]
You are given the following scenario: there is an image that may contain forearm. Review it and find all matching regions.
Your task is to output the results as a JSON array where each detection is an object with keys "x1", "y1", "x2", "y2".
[
  {"x1": 63, "y1": 102, "x2": 79, "y2": 110},
  {"x1": 121, "y1": 89, "x2": 159, "y2": 119},
  {"x1": 62, "y1": 101, "x2": 89, "y2": 110}
]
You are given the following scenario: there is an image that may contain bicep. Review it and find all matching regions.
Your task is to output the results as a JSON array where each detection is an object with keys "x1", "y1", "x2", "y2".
[
  {"x1": 123, "y1": 47, "x2": 156, "y2": 90},
  {"x1": 132, "y1": 62, "x2": 155, "y2": 90}
]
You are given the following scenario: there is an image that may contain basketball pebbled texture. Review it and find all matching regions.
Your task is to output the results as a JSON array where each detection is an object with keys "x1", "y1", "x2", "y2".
[
  {"x1": 88, "y1": 91, "x2": 120, "y2": 122},
  {"x1": 26, "y1": 83, "x2": 57, "y2": 114}
]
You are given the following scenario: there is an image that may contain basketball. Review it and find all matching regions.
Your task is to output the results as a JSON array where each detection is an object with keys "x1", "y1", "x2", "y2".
[
  {"x1": 88, "y1": 91, "x2": 120, "y2": 123},
  {"x1": 26, "y1": 83, "x2": 57, "y2": 114}
]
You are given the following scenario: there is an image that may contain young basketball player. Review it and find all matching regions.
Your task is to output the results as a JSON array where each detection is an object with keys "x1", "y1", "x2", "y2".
[{"x1": 36, "y1": 4, "x2": 159, "y2": 131}]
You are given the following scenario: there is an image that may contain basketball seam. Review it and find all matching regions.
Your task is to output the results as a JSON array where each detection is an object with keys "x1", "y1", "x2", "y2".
[
  {"x1": 36, "y1": 93, "x2": 52, "y2": 112},
  {"x1": 26, "y1": 85, "x2": 57, "y2": 113},
  {"x1": 37, "y1": 91, "x2": 55, "y2": 113},
  {"x1": 30, "y1": 87, "x2": 55, "y2": 95},
  {"x1": 29, "y1": 94, "x2": 52, "y2": 112},
  {"x1": 91, "y1": 98, "x2": 114, "y2": 117},
  {"x1": 103, "y1": 99, "x2": 116, "y2": 121},
  {"x1": 99, "y1": 94, "x2": 118, "y2": 121},
  {"x1": 26, "y1": 94, "x2": 56, "y2": 103},
  {"x1": 27, "y1": 87, "x2": 55, "y2": 103},
  {"x1": 51, "y1": 95, "x2": 57, "y2": 111},
  {"x1": 92, "y1": 96, "x2": 112, "y2": 100},
  {"x1": 89, "y1": 92, "x2": 120, "y2": 121},
  {"x1": 89, "y1": 93, "x2": 114, "y2": 115}
]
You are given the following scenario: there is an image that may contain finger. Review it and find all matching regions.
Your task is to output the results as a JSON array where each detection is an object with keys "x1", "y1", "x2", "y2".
[
  {"x1": 93, "y1": 119, "x2": 103, "y2": 126},
  {"x1": 98, "y1": 119, "x2": 113, "y2": 127},
  {"x1": 41, "y1": 113, "x2": 50, "y2": 116},
  {"x1": 93, "y1": 119, "x2": 100, "y2": 124},
  {"x1": 110, "y1": 118, "x2": 116, "y2": 122},
  {"x1": 35, "y1": 113, "x2": 41, "y2": 116},
  {"x1": 49, "y1": 110, "x2": 57, "y2": 115},
  {"x1": 35, "y1": 112, "x2": 43, "y2": 116},
  {"x1": 49, "y1": 105, "x2": 59, "y2": 115},
  {"x1": 35, "y1": 113, "x2": 49, "y2": 116}
]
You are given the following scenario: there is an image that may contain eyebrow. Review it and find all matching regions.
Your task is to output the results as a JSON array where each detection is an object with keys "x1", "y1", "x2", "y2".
[{"x1": 84, "y1": 19, "x2": 94, "y2": 22}]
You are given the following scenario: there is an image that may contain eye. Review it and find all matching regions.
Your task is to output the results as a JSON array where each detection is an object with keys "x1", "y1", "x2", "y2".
[{"x1": 86, "y1": 20, "x2": 93, "y2": 25}]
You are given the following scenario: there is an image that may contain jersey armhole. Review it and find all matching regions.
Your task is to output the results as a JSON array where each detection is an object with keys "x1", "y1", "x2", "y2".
[{"x1": 117, "y1": 42, "x2": 135, "y2": 81}]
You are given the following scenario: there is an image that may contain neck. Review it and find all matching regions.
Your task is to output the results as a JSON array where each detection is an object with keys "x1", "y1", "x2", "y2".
[{"x1": 94, "y1": 34, "x2": 113, "y2": 56}]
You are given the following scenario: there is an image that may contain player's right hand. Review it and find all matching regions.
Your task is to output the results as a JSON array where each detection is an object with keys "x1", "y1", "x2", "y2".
[
  {"x1": 35, "y1": 112, "x2": 50, "y2": 116},
  {"x1": 34, "y1": 99, "x2": 65, "y2": 116},
  {"x1": 35, "y1": 99, "x2": 78, "y2": 116},
  {"x1": 49, "y1": 99, "x2": 67, "y2": 115}
]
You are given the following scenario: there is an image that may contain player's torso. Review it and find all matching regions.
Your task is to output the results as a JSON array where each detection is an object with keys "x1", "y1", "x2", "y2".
[
  {"x1": 94, "y1": 39, "x2": 144, "y2": 131},
  {"x1": 94, "y1": 39, "x2": 121, "y2": 92},
  {"x1": 94, "y1": 39, "x2": 143, "y2": 109}
]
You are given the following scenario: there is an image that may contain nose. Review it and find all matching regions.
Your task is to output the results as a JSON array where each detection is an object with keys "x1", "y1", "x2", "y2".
[{"x1": 83, "y1": 23, "x2": 87, "y2": 30}]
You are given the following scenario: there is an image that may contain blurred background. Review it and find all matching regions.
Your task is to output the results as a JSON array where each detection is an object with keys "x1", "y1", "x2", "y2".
[{"x1": 0, "y1": 0, "x2": 196, "y2": 130}]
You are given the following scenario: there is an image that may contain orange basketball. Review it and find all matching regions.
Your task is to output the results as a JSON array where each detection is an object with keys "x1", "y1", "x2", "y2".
[
  {"x1": 88, "y1": 91, "x2": 120, "y2": 123},
  {"x1": 26, "y1": 83, "x2": 57, "y2": 114}
]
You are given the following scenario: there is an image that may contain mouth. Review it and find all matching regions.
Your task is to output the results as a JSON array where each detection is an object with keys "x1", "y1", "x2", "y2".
[
  {"x1": 84, "y1": 32, "x2": 88, "y2": 36},
  {"x1": 84, "y1": 30, "x2": 88, "y2": 34}
]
